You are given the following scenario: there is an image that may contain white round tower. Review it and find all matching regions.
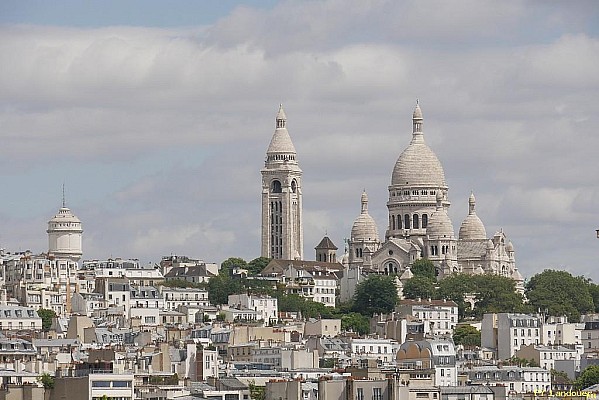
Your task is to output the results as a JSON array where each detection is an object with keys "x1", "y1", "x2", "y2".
[{"x1": 47, "y1": 196, "x2": 83, "y2": 261}]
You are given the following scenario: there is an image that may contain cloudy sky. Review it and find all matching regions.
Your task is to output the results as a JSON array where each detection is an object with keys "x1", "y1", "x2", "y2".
[{"x1": 1, "y1": 1, "x2": 598, "y2": 280}]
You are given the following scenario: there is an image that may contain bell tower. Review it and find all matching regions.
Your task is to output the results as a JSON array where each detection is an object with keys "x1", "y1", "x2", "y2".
[{"x1": 260, "y1": 105, "x2": 303, "y2": 260}]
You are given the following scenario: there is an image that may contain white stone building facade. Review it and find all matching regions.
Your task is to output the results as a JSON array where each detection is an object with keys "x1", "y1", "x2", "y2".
[
  {"x1": 343, "y1": 104, "x2": 523, "y2": 289},
  {"x1": 261, "y1": 105, "x2": 303, "y2": 260}
]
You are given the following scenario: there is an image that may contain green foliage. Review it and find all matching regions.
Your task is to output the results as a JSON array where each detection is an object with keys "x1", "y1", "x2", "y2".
[
  {"x1": 526, "y1": 270, "x2": 595, "y2": 322},
  {"x1": 352, "y1": 275, "x2": 398, "y2": 316},
  {"x1": 403, "y1": 275, "x2": 436, "y2": 300},
  {"x1": 220, "y1": 257, "x2": 247, "y2": 276},
  {"x1": 37, "y1": 308, "x2": 57, "y2": 332},
  {"x1": 242, "y1": 278, "x2": 276, "y2": 296},
  {"x1": 208, "y1": 274, "x2": 244, "y2": 305},
  {"x1": 38, "y1": 373, "x2": 54, "y2": 389},
  {"x1": 435, "y1": 274, "x2": 526, "y2": 320},
  {"x1": 277, "y1": 293, "x2": 334, "y2": 319},
  {"x1": 506, "y1": 356, "x2": 539, "y2": 367},
  {"x1": 247, "y1": 257, "x2": 271, "y2": 276},
  {"x1": 149, "y1": 374, "x2": 179, "y2": 385},
  {"x1": 587, "y1": 283, "x2": 599, "y2": 313},
  {"x1": 411, "y1": 258, "x2": 437, "y2": 281},
  {"x1": 470, "y1": 274, "x2": 527, "y2": 319},
  {"x1": 436, "y1": 274, "x2": 476, "y2": 319},
  {"x1": 575, "y1": 365, "x2": 599, "y2": 389},
  {"x1": 249, "y1": 381, "x2": 266, "y2": 400},
  {"x1": 452, "y1": 324, "x2": 481, "y2": 348},
  {"x1": 341, "y1": 312, "x2": 370, "y2": 335},
  {"x1": 551, "y1": 369, "x2": 572, "y2": 385},
  {"x1": 320, "y1": 358, "x2": 336, "y2": 368}
]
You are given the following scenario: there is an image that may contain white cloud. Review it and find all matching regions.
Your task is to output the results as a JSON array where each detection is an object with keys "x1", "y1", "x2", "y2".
[{"x1": 1, "y1": 1, "x2": 599, "y2": 280}]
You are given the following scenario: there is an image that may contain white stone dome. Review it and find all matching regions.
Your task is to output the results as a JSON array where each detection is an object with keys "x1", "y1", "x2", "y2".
[
  {"x1": 351, "y1": 191, "x2": 379, "y2": 241},
  {"x1": 49, "y1": 207, "x2": 81, "y2": 224},
  {"x1": 427, "y1": 208, "x2": 454, "y2": 238},
  {"x1": 427, "y1": 192, "x2": 454, "y2": 238},
  {"x1": 459, "y1": 193, "x2": 487, "y2": 240},
  {"x1": 391, "y1": 104, "x2": 446, "y2": 187}
]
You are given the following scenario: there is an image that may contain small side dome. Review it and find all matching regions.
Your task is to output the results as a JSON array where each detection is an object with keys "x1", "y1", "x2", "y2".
[
  {"x1": 427, "y1": 193, "x2": 454, "y2": 238},
  {"x1": 512, "y1": 267, "x2": 523, "y2": 281},
  {"x1": 506, "y1": 241, "x2": 514, "y2": 252},
  {"x1": 459, "y1": 193, "x2": 487, "y2": 240},
  {"x1": 351, "y1": 191, "x2": 379, "y2": 241},
  {"x1": 486, "y1": 239, "x2": 494, "y2": 250},
  {"x1": 427, "y1": 209, "x2": 454, "y2": 238}
]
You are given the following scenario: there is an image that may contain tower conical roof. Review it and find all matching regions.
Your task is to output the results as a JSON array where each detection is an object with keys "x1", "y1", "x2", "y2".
[
  {"x1": 267, "y1": 104, "x2": 296, "y2": 155},
  {"x1": 315, "y1": 236, "x2": 338, "y2": 250}
]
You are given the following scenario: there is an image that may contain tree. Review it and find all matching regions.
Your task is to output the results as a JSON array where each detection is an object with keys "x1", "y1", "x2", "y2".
[
  {"x1": 208, "y1": 275, "x2": 243, "y2": 305},
  {"x1": 436, "y1": 274, "x2": 476, "y2": 319},
  {"x1": 506, "y1": 356, "x2": 539, "y2": 367},
  {"x1": 277, "y1": 293, "x2": 333, "y2": 319},
  {"x1": 341, "y1": 312, "x2": 370, "y2": 335},
  {"x1": 411, "y1": 258, "x2": 437, "y2": 281},
  {"x1": 37, "y1": 308, "x2": 57, "y2": 331},
  {"x1": 576, "y1": 365, "x2": 599, "y2": 389},
  {"x1": 551, "y1": 369, "x2": 573, "y2": 386},
  {"x1": 249, "y1": 381, "x2": 265, "y2": 400},
  {"x1": 452, "y1": 324, "x2": 481, "y2": 348},
  {"x1": 219, "y1": 257, "x2": 247, "y2": 276},
  {"x1": 587, "y1": 282, "x2": 599, "y2": 313},
  {"x1": 247, "y1": 257, "x2": 271, "y2": 276},
  {"x1": 526, "y1": 270, "x2": 594, "y2": 322},
  {"x1": 403, "y1": 276, "x2": 436, "y2": 300},
  {"x1": 352, "y1": 275, "x2": 398, "y2": 316},
  {"x1": 38, "y1": 373, "x2": 55, "y2": 389},
  {"x1": 471, "y1": 274, "x2": 527, "y2": 318}
]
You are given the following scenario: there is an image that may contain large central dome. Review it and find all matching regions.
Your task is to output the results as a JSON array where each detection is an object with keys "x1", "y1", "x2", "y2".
[{"x1": 391, "y1": 104, "x2": 447, "y2": 187}]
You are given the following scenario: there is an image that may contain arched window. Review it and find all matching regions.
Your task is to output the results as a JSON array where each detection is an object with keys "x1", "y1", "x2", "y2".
[
  {"x1": 413, "y1": 214, "x2": 420, "y2": 229},
  {"x1": 404, "y1": 214, "x2": 410, "y2": 229},
  {"x1": 271, "y1": 180, "x2": 282, "y2": 193},
  {"x1": 291, "y1": 179, "x2": 297, "y2": 193},
  {"x1": 397, "y1": 215, "x2": 402, "y2": 229},
  {"x1": 391, "y1": 216, "x2": 396, "y2": 230},
  {"x1": 422, "y1": 214, "x2": 428, "y2": 228}
]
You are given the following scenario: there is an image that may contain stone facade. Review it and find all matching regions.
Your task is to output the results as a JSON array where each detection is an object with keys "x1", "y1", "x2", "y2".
[
  {"x1": 261, "y1": 105, "x2": 303, "y2": 260},
  {"x1": 345, "y1": 103, "x2": 523, "y2": 289}
]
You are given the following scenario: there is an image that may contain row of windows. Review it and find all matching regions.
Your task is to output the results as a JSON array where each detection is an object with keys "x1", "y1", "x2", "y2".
[
  {"x1": 513, "y1": 328, "x2": 539, "y2": 337},
  {"x1": 267, "y1": 154, "x2": 295, "y2": 162},
  {"x1": 390, "y1": 213, "x2": 429, "y2": 230},
  {"x1": 356, "y1": 387, "x2": 383, "y2": 400},
  {"x1": 91, "y1": 380, "x2": 132, "y2": 388},
  {"x1": 391, "y1": 190, "x2": 437, "y2": 197},
  {"x1": 430, "y1": 245, "x2": 454, "y2": 256}
]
